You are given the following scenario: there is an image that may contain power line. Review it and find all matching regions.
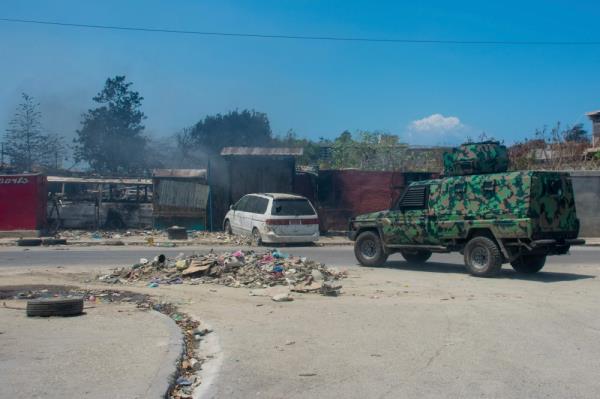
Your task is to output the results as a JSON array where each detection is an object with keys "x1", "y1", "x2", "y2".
[{"x1": 2, "y1": 17, "x2": 600, "y2": 46}]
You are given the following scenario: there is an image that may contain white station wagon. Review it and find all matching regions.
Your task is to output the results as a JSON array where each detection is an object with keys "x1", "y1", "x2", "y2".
[{"x1": 223, "y1": 193, "x2": 320, "y2": 245}]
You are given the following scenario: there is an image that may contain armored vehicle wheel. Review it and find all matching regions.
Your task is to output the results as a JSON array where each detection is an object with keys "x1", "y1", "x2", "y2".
[
  {"x1": 464, "y1": 236, "x2": 503, "y2": 277},
  {"x1": 354, "y1": 231, "x2": 388, "y2": 267},
  {"x1": 510, "y1": 255, "x2": 546, "y2": 274},
  {"x1": 400, "y1": 250, "x2": 432, "y2": 264}
]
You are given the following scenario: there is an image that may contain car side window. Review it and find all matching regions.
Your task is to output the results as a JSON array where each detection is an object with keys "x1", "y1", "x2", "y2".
[
  {"x1": 235, "y1": 196, "x2": 249, "y2": 212},
  {"x1": 397, "y1": 185, "x2": 428, "y2": 210},
  {"x1": 254, "y1": 197, "x2": 269, "y2": 214},
  {"x1": 245, "y1": 196, "x2": 258, "y2": 213}
]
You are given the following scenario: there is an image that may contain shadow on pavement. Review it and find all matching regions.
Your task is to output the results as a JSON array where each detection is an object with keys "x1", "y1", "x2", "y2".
[{"x1": 383, "y1": 261, "x2": 595, "y2": 282}]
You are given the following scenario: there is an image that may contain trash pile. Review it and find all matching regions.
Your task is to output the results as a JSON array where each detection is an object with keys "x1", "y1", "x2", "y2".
[
  {"x1": 100, "y1": 249, "x2": 346, "y2": 297},
  {"x1": 190, "y1": 231, "x2": 254, "y2": 246}
]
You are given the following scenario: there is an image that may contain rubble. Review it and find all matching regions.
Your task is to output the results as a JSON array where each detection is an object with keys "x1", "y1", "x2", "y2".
[
  {"x1": 54, "y1": 229, "x2": 256, "y2": 246},
  {"x1": 99, "y1": 249, "x2": 346, "y2": 296}
]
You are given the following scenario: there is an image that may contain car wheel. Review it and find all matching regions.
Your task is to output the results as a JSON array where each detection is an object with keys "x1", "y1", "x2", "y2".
[
  {"x1": 510, "y1": 254, "x2": 546, "y2": 274},
  {"x1": 224, "y1": 220, "x2": 232, "y2": 235},
  {"x1": 354, "y1": 231, "x2": 388, "y2": 267},
  {"x1": 252, "y1": 228, "x2": 262, "y2": 246},
  {"x1": 464, "y1": 236, "x2": 503, "y2": 277},
  {"x1": 400, "y1": 249, "x2": 432, "y2": 264}
]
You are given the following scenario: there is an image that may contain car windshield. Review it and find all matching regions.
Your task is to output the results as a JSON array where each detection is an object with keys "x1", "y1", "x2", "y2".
[{"x1": 271, "y1": 199, "x2": 315, "y2": 216}]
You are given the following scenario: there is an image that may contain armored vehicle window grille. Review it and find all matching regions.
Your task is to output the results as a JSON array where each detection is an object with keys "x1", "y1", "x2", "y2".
[
  {"x1": 453, "y1": 183, "x2": 465, "y2": 194},
  {"x1": 483, "y1": 180, "x2": 495, "y2": 192},
  {"x1": 459, "y1": 160, "x2": 474, "y2": 171},
  {"x1": 399, "y1": 186, "x2": 427, "y2": 209}
]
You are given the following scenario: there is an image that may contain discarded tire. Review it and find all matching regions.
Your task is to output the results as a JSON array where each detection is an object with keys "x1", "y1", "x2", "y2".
[
  {"x1": 26, "y1": 298, "x2": 84, "y2": 317},
  {"x1": 42, "y1": 238, "x2": 68, "y2": 246},
  {"x1": 167, "y1": 226, "x2": 188, "y2": 240},
  {"x1": 104, "y1": 239, "x2": 125, "y2": 246},
  {"x1": 17, "y1": 238, "x2": 42, "y2": 247}
]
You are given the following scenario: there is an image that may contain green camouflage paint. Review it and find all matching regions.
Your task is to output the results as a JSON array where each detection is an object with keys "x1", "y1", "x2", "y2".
[
  {"x1": 443, "y1": 141, "x2": 509, "y2": 176},
  {"x1": 352, "y1": 156, "x2": 579, "y2": 247}
]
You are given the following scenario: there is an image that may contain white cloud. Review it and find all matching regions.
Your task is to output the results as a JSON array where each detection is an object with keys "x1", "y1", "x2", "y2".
[
  {"x1": 404, "y1": 113, "x2": 468, "y2": 145},
  {"x1": 409, "y1": 113, "x2": 463, "y2": 132}
]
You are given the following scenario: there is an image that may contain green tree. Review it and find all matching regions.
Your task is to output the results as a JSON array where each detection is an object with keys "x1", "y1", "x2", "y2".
[
  {"x1": 274, "y1": 129, "x2": 322, "y2": 166},
  {"x1": 186, "y1": 110, "x2": 272, "y2": 154},
  {"x1": 39, "y1": 133, "x2": 68, "y2": 171},
  {"x1": 3, "y1": 93, "x2": 45, "y2": 171},
  {"x1": 564, "y1": 123, "x2": 589, "y2": 143},
  {"x1": 74, "y1": 76, "x2": 147, "y2": 174}
]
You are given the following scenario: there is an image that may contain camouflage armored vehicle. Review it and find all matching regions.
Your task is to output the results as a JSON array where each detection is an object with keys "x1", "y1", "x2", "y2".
[{"x1": 348, "y1": 141, "x2": 585, "y2": 277}]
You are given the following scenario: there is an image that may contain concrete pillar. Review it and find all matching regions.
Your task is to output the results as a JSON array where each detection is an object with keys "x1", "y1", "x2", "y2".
[{"x1": 587, "y1": 111, "x2": 600, "y2": 147}]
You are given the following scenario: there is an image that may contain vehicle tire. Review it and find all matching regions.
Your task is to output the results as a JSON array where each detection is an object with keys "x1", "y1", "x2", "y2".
[
  {"x1": 252, "y1": 228, "x2": 263, "y2": 246},
  {"x1": 464, "y1": 236, "x2": 503, "y2": 277},
  {"x1": 354, "y1": 231, "x2": 388, "y2": 267},
  {"x1": 510, "y1": 254, "x2": 546, "y2": 274},
  {"x1": 26, "y1": 298, "x2": 84, "y2": 317},
  {"x1": 400, "y1": 250, "x2": 432, "y2": 264},
  {"x1": 17, "y1": 238, "x2": 42, "y2": 247},
  {"x1": 224, "y1": 220, "x2": 233, "y2": 235}
]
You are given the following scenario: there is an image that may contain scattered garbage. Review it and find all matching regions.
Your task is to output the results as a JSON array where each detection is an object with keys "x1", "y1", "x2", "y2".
[
  {"x1": 99, "y1": 249, "x2": 346, "y2": 296},
  {"x1": 271, "y1": 293, "x2": 293, "y2": 302},
  {"x1": 51, "y1": 229, "x2": 256, "y2": 247}
]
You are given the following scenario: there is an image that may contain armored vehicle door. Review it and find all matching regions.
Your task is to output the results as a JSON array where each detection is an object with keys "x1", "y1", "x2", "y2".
[{"x1": 384, "y1": 184, "x2": 432, "y2": 245}]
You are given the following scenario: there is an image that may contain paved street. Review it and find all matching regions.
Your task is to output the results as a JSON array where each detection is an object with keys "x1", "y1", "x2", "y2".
[
  {"x1": 1, "y1": 244, "x2": 600, "y2": 272},
  {"x1": 0, "y1": 301, "x2": 181, "y2": 399},
  {"x1": 1, "y1": 245, "x2": 600, "y2": 398}
]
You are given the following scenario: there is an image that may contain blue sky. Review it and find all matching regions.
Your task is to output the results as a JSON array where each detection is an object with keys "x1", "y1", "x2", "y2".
[{"x1": 1, "y1": 0, "x2": 599, "y2": 145}]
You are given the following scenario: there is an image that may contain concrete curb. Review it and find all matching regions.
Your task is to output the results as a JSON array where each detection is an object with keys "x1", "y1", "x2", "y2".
[
  {"x1": 190, "y1": 317, "x2": 223, "y2": 399},
  {"x1": 145, "y1": 310, "x2": 184, "y2": 399}
]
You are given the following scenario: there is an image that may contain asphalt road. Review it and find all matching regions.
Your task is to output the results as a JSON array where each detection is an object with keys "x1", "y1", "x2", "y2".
[
  {"x1": 2, "y1": 245, "x2": 600, "y2": 398},
  {"x1": 0, "y1": 244, "x2": 599, "y2": 272}
]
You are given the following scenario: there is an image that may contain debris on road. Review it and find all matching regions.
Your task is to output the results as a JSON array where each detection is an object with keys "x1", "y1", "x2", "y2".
[
  {"x1": 271, "y1": 292, "x2": 294, "y2": 302},
  {"x1": 51, "y1": 229, "x2": 256, "y2": 247},
  {"x1": 99, "y1": 249, "x2": 347, "y2": 296}
]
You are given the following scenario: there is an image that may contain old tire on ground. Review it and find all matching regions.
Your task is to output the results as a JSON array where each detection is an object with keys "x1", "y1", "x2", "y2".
[
  {"x1": 42, "y1": 238, "x2": 68, "y2": 246},
  {"x1": 17, "y1": 238, "x2": 42, "y2": 247},
  {"x1": 224, "y1": 220, "x2": 232, "y2": 235},
  {"x1": 510, "y1": 254, "x2": 546, "y2": 274},
  {"x1": 464, "y1": 236, "x2": 503, "y2": 277},
  {"x1": 252, "y1": 228, "x2": 263, "y2": 246},
  {"x1": 400, "y1": 250, "x2": 432, "y2": 264},
  {"x1": 354, "y1": 231, "x2": 388, "y2": 267},
  {"x1": 26, "y1": 298, "x2": 84, "y2": 317}
]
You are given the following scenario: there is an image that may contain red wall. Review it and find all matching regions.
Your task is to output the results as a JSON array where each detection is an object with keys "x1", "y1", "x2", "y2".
[
  {"x1": 0, "y1": 174, "x2": 47, "y2": 231},
  {"x1": 303, "y1": 170, "x2": 436, "y2": 232}
]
